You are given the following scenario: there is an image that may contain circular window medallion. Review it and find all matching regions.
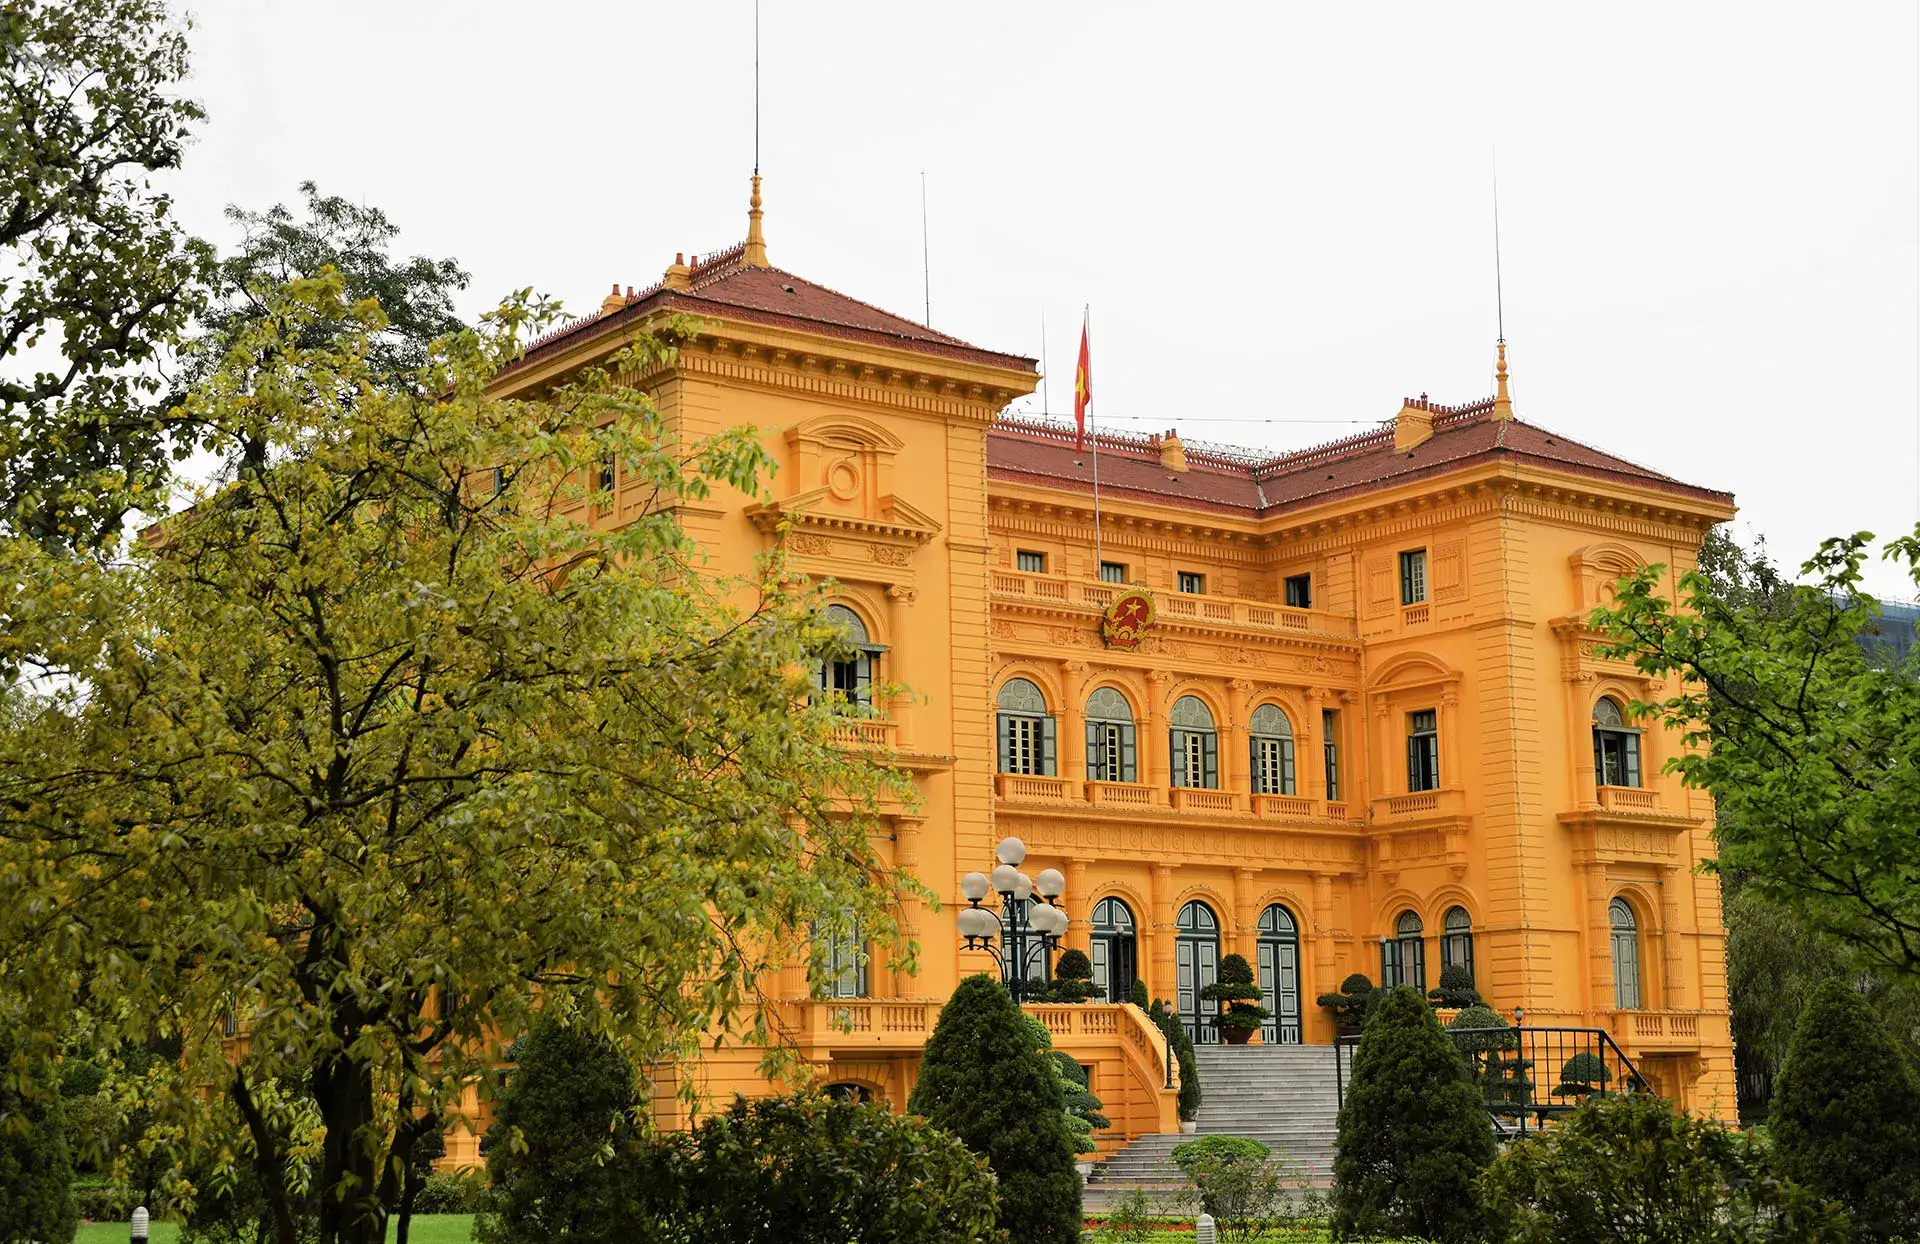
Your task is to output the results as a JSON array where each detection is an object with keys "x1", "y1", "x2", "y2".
[{"x1": 827, "y1": 458, "x2": 860, "y2": 501}]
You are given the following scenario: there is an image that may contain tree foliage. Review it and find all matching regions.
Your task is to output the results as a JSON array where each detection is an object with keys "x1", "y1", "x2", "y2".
[
  {"x1": 1147, "y1": 998, "x2": 1200, "y2": 1121},
  {"x1": 908, "y1": 975, "x2": 1081, "y2": 1243},
  {"x1": 0, "y1": 1033, "x2": 78, "y2": 1244},
  {"x1": 1767, "y1": 979, "x2": 1920, "y2": 1239},
  {"x1": 477, "y1": 1017, "x2": 642, "y2": 1244},
  {"x1": 1593, "y1": 526, "x2": 1920, "y2": 979},
  {"x1": 1331, "y1": 986, "x2": 1493, "y2": 1243},
  {"x1": 1478, "y1": 1092, "x2": 1849, "y2": 1243},
  {"x1": 632, "y1": 1093, "x2": 1000, "y2": 1244},
  {"x1": 1316, "y1": 972, "x2": 1377, "y2": 1033},
  {"x1": 0, "y1": 279, "x2": 914, "y2": 1244},
  {"x1": 0, "y1": 0, "x2": 214, "y2": 548},
  {"x1": 1201, "y1": 953, "x2": 1268, "y2": 1033}
]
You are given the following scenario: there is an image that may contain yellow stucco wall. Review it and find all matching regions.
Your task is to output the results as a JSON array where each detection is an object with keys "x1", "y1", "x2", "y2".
[{"x1": 469, "y1": 259, "x2": 1737, "y2": 1159}]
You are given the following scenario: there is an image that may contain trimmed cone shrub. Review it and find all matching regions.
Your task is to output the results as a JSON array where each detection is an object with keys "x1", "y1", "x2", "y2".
[
  {"x1": 1317, "y1": 973, "x2": 1377, "y2": 1033},
  {"x1": 1479, "y1": 1091, "x2": 1849, "y2": 1243},
  {"x1": 909, "y1": 975, "x2": 1081, "y2": 1244},
  {"x1": 479, "y1": 1016, "x2": 643, "y2": 1244},
  {"x1": 1049, "y1": 949, "x2": 1096, "y2": 1002},
  {"x1": 1201, "y1": 953, "x2": 1270, "y2": 1034},
  {"x1": 1552, "y1": 1051, "x2": 1612, "y2": 1099},
  {"x1": 1428, "y1": 963, "x2": 1483, "y2": 1009},
  {"x1": 1332, "y1": 986, "x2": 1494, "y2": 1243},
  {"x1": 1768, "y1": 977, "x2": 1920, "y2": 1239},
  {"x1": 0, "y1": 1037, "x2": 77, "y2": 1244},
  {"x1": 632, "y1": 1093, "x2": 999, "y2": 1243},
  {"x1": 1149, "y1": 998, "x2": 1201, "y2": 1121},
  {"x1": 1448, "y1": 1004, "x2": 1532, "y2": 1112},
  {"x1": 1130, "y1": 978, "x2": 1149, "y2": 1010}
]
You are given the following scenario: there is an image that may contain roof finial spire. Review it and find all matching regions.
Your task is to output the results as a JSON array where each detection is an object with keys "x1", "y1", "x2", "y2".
[
  {"x1": 743, "y1": 174, "x2": 769, "y2": 268},
  {"x1": 1492, "y1": 337, "x2": 1515, "y2": 421}
]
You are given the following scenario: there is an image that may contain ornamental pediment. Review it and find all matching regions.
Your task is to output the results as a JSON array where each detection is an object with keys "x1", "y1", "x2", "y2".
[{"x1": 746, "y1": 486, "x2": 943, "y2": 547}]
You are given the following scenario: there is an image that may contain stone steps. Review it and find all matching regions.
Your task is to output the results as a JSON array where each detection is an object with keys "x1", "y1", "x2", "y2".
[{"x1": 1086, "y1": 1044, "x2": 1343, "y2": 1206}]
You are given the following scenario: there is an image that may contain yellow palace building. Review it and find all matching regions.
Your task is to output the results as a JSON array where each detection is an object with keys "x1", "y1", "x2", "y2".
[{"x1": 482, "y1": 180, "x2": 1737, "y2": 1158}]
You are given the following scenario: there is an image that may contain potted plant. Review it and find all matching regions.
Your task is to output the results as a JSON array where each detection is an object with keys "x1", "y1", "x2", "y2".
[
  {"x1": 1048, "y1": 949, "x2": 1096, "y2": 1003},
  {"x1": 1316, "y1": 972, "x2": 1378, "y2": 1034},
  {"x1": 1201, "y1": 954, "x2": 1270, "y2": 1045}
]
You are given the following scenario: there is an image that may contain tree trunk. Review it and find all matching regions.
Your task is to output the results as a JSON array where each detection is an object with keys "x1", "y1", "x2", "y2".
[
  {"x1": 313, "y1": 1050, "x2": 387, "y2": 1244},
  {"x1": 229, "y1": 1072, "x2": 299, "y2": 1244}
]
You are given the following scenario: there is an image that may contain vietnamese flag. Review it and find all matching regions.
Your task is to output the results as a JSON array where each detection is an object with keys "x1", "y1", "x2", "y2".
[{"x1": 1073, "y1": 319, "x2": 1092, "y2": 452}]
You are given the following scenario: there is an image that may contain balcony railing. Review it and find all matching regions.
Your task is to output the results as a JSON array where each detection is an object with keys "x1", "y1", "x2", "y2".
[
  {"x1": 994, "y1": 773, "x2": 1074, "y2": 802},
  {"x1": 1612, "y1": 1009, "x2": 1705, "y2": 1052},
  {"x1": 1371, "y1": 788, "x2": 1465, "y2": 820},
  {"x1": 1170, "y1": 788, "x2": 1243, "y2": 814},
  {"x1": 1597, "y1": 785, "x2": 1663, "y2": 813},
  {"x1": 988, "y1": 570, "x2": 1357, "y2": 638},
  {"x1": 830, "y1": 718, "x2": 897, "y2": 750},
  {"x1": 1085, "y1": 780, "x2": 1156, "y2": 807},
  {"x1": 1252, "y1": 793, "x2": 1317, "y2": 820}
]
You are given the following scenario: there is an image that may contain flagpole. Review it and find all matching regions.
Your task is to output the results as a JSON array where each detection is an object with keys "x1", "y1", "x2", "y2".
[{"x1": 1086, "y1": 304, "x2": 1101, "y2": 575}]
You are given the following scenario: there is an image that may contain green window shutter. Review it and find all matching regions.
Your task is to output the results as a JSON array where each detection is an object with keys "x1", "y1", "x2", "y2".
[
  {"x1": 1625, "y1": 737, "x2": 1641, "y2": 788},
  {"x1": 1120, "y1": 723, "x2": 1137, "y2": 782},
  {"x1": 1041, "y1": 716, "x2": 1057, "y2": 776},
  {"x1": 998, "y1": 714, "x2": 1014, "y2": 774},
  {"x1": 1086, "y1": 720, "x2": 1102, "y2": 780},
  {"x1": 1407, "y1": 734, "x2": 1419, "y2": 790},
  {"x1": 1202, "y1": 735, "x2": 1218, "y2": 789},
  {"x1": 1170, "y1": 730, "x2": 1188, "y2": 788},
  {"x1": 1250, "y1": 737, "x2": 1264, "y2": 793},
  {"x1": 1281, "y1": 738, "x2": 1296, "y2": 794}
]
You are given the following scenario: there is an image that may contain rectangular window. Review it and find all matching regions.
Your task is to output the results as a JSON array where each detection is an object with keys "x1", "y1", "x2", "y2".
[
  {"x1": 818, "y1": 912, "x2": 867, "y2": 1000},
  {"x1": 1322, "y1": 709, "x2": 1339, "y2": 801},
  {"x1": 1169, "y1": 730, "x2": 1218, "y2": 789},
  {"x1": 1087, "y1": 721, "x2": 1137, "y2": 783},
  {"x1": 1099, "y1": 561, "x2": 1129, "y2": 584},
  {"x1": 598, "y1": 458, "x2": 616, "y2": 496},
  {"x1": 1595, "y1": 731, "x2": 1643, "y2": 788},
  {"x1": 1017, "y1": 550, "x2": 1046, "y2": 574},
  {"x1": 1284, "y1": 574, "x2": 1312, "y2": 609},
  {"x1": 1177, "y1": 571, "x2": 1206, "y2": 594},
  {"x1": 1400, "y1": 549, "x2": 1428, "y2": 605},
  {"x1": 1251, "y1": 737, "x2": 1295, "y2": 795},
  {"x1": 1407, "y1": 709, "x2": 1440, "y2": 792},
  {"x1": 999, "y1": 714, "x2": 1056, "y2": 776}
]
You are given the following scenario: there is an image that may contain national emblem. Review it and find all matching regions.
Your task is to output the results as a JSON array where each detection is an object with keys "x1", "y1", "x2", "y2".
[{"x1": 1101, "y1": 590, "x2": 1155, "y2": 650}]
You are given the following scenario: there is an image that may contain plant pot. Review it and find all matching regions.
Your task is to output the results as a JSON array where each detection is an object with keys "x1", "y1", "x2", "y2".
[
  {"x1": 1180, "y1": 1120, "x2": 1198, "y2": 1134},
  {"x1": 1075, "y1": 1160, "x2": 1094, "y2": 1181},
  {"x1": 1222, "y1": 1025, "x2": 1255, "y2": 1045}
]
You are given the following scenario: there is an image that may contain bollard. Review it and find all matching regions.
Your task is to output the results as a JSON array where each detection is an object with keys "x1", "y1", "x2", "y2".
[
  {"x1": 1195, "y1": 1211, "x2": 1216, "y2": 1244},
  {"x1": 131, "y1": 1207, "x2": 150, "y2": 1244}
]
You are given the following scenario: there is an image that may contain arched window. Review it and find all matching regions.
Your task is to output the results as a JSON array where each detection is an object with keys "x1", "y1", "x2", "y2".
[
  {"x1": 1090, "y1": 897, "x2": 1138, "y2": 1003},
  {"x1": 1085, "y1": 687, "x2": 1138, "y2": 784},
  {"x1": 1170, "y1": 696, "x2": 1219, "y2": 789},
  {"x1": 1593, "y1": 698, "x2": 1643, "y2": 788},
  {"x1": 815, "y1": 911, "x2": 867, "y2": 1000},
  {"x1": 1440, "y1": 906, "x2": 1474, "y2": 985},
  {"x1": 997, "y1": 678, "x2": 1056, "y2": 776},
  {"x1": 1382, "y1": 910, "x2": 1427, "y2": 991},
  {"x1": 1256, "y1": 904, "x2": 1302, "y2": 1044},
  {"x1": 1249, "y1": 704, "x2": 1296, "y2": 795},
  {"x1": 1176, "y1": 901, "x2": 1221, "y2": 1045},
  {"x1": 817, "y1": 605, "x2": 878, "y2": 707},
  {"x1": 823, "y1": 1082, "x2": 873, "y2": 1104},
  {"x1": 1610, "y1": 898, "x2": 1642, "y2": 1010}
]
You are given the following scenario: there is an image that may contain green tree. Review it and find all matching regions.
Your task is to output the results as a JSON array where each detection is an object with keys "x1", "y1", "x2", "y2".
[
  {"x1": 0, "y1": 1033, "x2": 78, "y2": 1244},
  {"x1": 178, "y1": 182, "x2": 468, "y2": 401},
  {"x1": 0, "y1": 0, "x2": 214, "y2": 549},
  {"x1": 1768, "y1": 979, "x2": 1920, "y2": 1239},
  {"x1": 908, "y1": 974, "x2": 1081, "y2": 1243},
  {"x1": 1048, "y1": 948, "x2": 1095, "y2": 1002},
  {"x1": 1447, "y1": 1004, "x2": 1532, "y2": 1115},
  {"x1": 632, "y1": 1093, "x2": 1000, "y2": 1244},
  {"x1": 1331, "y1": 986, "x2": 1493, "y2": 1243},
  {"x1": 1200, "y1": 953, "x2": 1268, "y2": 1039},
  {"x1": 0, "y1": 279, "x2": 914, "y2": 1244},
  {"x1": 1593, "y1": 526, "x2": 1920, "y2": 980},
  {"x1": 1479, "y1": 1092, "x2": 1848, "y2": 1243},
  {"x1": 1169, "y1": 1136, "x2": 1294, "y2": 1244},
  {"x1": 1316, "y1": 973, "x2": 1377, "y2": 1034},
  {"x1": 477, "y1": 1017, "x2": 643, "y2": 1244},
  {"x1": 1147, "y1": 998, "x2": 1200, "y2": 1122}
]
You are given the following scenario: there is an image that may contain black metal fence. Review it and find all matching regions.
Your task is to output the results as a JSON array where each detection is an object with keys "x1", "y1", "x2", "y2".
[{"x1": 1336, "y1": 1025, "x2": 1648, "y2": 1140}]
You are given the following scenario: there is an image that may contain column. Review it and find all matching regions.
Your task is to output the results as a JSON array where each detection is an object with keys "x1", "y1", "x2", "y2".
[
  {"x1": 889, "y1": 815, "x2": 926, "y2": 995},
  {"x1": 1660, "y1": 865, "x2": 1688, "y2": 1009},
  {"x1": 1343, "y1": 690, "x2": 1366, "y2": 809},
  {"x1": 1438, "y1": 690, "x2": 1461, "y2": 790},
  {"x1": 1311, "y1": 873, "x2": 1338, "y2": 992},
  {"x1": 1584, "y1": 857, "x2": 1614, "y2": 1017},
  {"x1": 1303, "y1": 688, "x2": 1327, "y2": 804},
  {"x1": 1146, "y1": 670, "x2": 1172, "y2": 803},
  {"x1": 1066, "y1": 858, "x2": 1092, "y2": 955},
  {"x1": 1233, "y1": 867, "x2": 1259, "y2": 962},
  {"x1": 1569, "y1": 674, "x2": 1599, "y2": 808},
  {"x1": 1371, "y1": 693, "x2": 1395, "y2": 804},
  {"x1": 1225, "y1": 678, "x2": 1254, "y2": 795},
  {"x1": 1150, "y1": 863, "x2": 1176, "y2": 1004},
  {"x1": 1059, "y1": 660, "x2": 1090, "y2": 787}
]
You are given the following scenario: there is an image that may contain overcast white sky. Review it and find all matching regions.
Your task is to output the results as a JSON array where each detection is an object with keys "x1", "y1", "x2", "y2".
[{"x1": 169, "y1": 1, "x2": 1918, "y2": 597}]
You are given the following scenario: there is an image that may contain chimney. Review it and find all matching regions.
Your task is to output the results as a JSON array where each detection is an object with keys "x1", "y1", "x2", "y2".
[
  {"x1": 1394, "y1": 396, "x2": 1435, "y2": 452},
  {"x1": 1160, "y1": 429, "x2": 1188, "y2": 472},
  {"x1": 662, "y1": 253, "x2": 691, "y2": 291},
  {"x1": 599, "y1": 283, "x2": 626, "y2": 316}
]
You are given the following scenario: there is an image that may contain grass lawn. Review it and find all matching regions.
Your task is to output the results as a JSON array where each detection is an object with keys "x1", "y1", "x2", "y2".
[{"x1": 76, "y1": 1215, "x2": 477, "y2": 1244}]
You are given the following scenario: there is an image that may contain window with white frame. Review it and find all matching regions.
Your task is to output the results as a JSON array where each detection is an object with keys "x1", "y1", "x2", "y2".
[
  {"x1": 1017, "y1": 550, "x2": 1046, "y2": 573},
  {"x1": 1593, "y1": 698, "x2": 1643, "y2": 788},
  {"x1": 1322, "y1": 708, "x2": 1340, "y2": 801},
  {"x1": 1099, "y1": 561, "x2": 1129, "y2": 584},
  {"x1": 1084, "y1": 686, "x2": 1137, "y2": 783},
  {"x1": 1248, "y1": 704, "x2": 1296, "y2": 795},
  {"x1": 997, "y1": 678, "x2": 1056, "y2": 776},
  {"x1": 1610, "y1": 898, "x2": 1642, "y2": 1010},
  {"x1": 817, "y1": 911, "x2": 867, "y2": 999},
  {"x1": 1400, "y1": 549, "x2": 1428, "y2": 605},
  {"x1": 1169, "y1": 695, "x2": 1218, "y2": 789},
  {"x1": 817, "y1": 605, "x2": 878, "y2": 708},
  {"x1": 1440, "y1": 906, "x2": 1474, "y2": 985},
  {"x1": 1407, "y1": 709, "x2": 1440, "y2": 792},
  {"x1": 1382, "y1": 910, "x2": 1427, "y2": 991}
]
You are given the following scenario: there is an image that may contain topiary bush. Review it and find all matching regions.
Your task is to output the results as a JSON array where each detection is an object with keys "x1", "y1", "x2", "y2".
[
  {"x1": 0, "y1": 1035, "x2": 77, "y2": 1244},
  {"x1": 1148, "y1": 999, "x2": 1201, "y2": 1122},
  {"x1": 1428, "y1": 963, "x2": 1483, "y2": 1009},
  {"x1": 1020, "y1": 1014, "x2": 1104, "y2": 1156},
  {"x1": 1049, "y1": 949, "x2": 1096, "y2": 1003},
  {"x1": 1447, "y1": 1005, "x2": 1532, "y2": 1113},
  {"x1": 1768, "y1": 977, "x2": 1920, "y2": 1239},
  {"x1": 1316, "y1": 973, "x2": 1377, "y2": 1033},
  {"x1": 1479, "y1": 1091, "x2": 1849, "y2": 1243},
  {"x1": 1332, "y1": 985, "x2": 1494, "y2": 1243},
  {"x1": 1552, "y1": 1051, "x2": 1613, "y2": 1100},
  {"x1": 908, "y1": 975, "x2": 1081, "y2": 1243},
  {"x1": 1201, "y1": 954, "x2": 1270, "y2": 1037},
  {"x1": 478, "y1": 1016, "x2": 643, "y2": 1244},
  {"x1": 631, "y1": 1093, "x2": 999, "y2": 1243},
  {"x1": 1129, "y1": 978, "x2": 1149, "y2": 1011}
]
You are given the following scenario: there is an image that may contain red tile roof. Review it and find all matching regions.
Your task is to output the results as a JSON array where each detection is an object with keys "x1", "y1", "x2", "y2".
[
  {"x1": 513, "y1": 243, "x2": 1037, "y2": 375},
  {"x1": 987, "y1": 403, "x2": 1733, "y2": 517}
]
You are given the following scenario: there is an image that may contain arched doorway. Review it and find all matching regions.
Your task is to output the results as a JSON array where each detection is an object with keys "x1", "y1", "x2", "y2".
[
  {"x1": 1256, "y1": 904, "x2": 1302, "y2": 1045},
  {"x1": 1176, "y1": 901, "x2": 1221, "y2": 1046},
  {"x1": 1090, "y1": 897, "x2": 1138, "y2": 1004},
  {"x1": 823, "y1": 1082, "x2": 873, "y2": 1105}
]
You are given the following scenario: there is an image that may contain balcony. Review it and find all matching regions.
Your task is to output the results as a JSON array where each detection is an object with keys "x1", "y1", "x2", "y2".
[
  {"x1": 1611, "y1": 1009, "x2": 1706, "y2": 1054},
  {"x1": 988, "y1": 570, "x2": 1357, "y2": 639},
  {"x1": 1169, "y1": 788, "x2": 1243, "y2": 814},
  {"x1": 1085, "y1": 780, "x2": 1157, "y2": 808},
  {"x1": 783, "y1": 997, "x2": 941, "y2": 1052},
  {"x1": 1371, "y1": 787, "x2": 1467, "y2": 821},
  {"x1": 995, "y1": 773, "x2": 1076, "y2": 802},
  {"x1": 1251, "y1": 793, "x2": 1317, "y2": 821},
  {"x1": 1597, "y1": 785, "x2": 1663, "y2": 814},
  {"x1": 830, "y1": 718, "x2": 898, "y2": 750}
]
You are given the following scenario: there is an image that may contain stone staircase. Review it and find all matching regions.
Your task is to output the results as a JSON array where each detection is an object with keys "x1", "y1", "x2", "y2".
[{"x1": 1084, "y1": 1043, "x2": 1341, "y2": 1211}]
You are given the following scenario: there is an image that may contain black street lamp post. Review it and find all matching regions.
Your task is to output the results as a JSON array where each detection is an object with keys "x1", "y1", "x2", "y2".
[{"x1": 957, "y1": 836, "x2": 1067, "y2": 1000}]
